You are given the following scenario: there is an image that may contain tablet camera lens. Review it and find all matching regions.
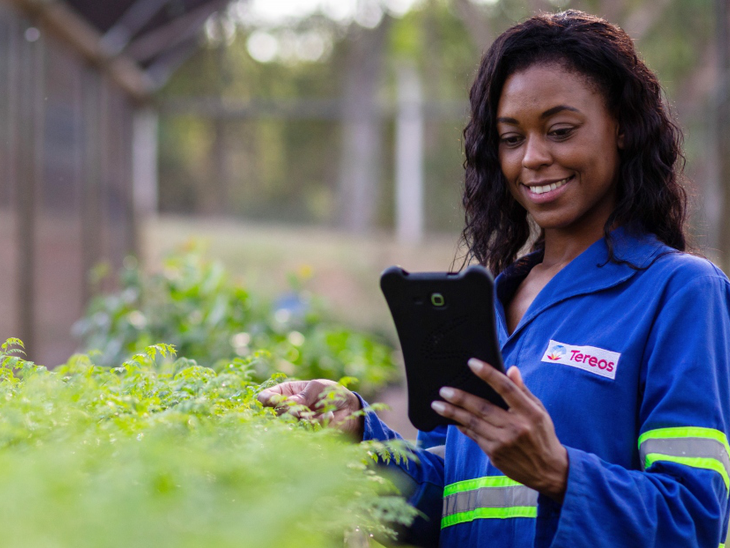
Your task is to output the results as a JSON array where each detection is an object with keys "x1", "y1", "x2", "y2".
[{"x1": 431, "y1": 293, "x2": 445, "y2": 307}]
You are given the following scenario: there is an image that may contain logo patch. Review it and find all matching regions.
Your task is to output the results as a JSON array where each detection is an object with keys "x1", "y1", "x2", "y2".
[
  {"x1": 546, "y1": 344, "x2": 566, "y2": 361},
  {"x1": 541, "y1": 340, "x2": 620, "y2": 380}
]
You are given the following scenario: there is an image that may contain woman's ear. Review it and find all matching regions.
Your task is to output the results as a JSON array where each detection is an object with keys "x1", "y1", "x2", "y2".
[{"x1": 617, "y1": 125, "x2": 625, "y2": 150}]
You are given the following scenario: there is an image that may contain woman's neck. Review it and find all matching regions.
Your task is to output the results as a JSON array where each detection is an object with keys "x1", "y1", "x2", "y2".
[{"x1": 541, "y1": 227, "x2": 606, "y2": 268}]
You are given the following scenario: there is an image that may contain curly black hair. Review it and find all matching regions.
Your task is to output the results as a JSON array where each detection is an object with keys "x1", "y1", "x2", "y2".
[{"x1": 461, "y1": 10, "x2": 687, "y2": 274}]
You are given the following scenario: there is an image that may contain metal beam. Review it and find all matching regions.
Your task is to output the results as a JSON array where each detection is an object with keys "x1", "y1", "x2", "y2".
[
  {"x1": 101, "y1": 0, "x2": 171, "y2": 56},
  {"x1": 158, "y1": 97, "x2": 469, "y2": 121},
  {"x1": 144, "y1": 37, "x2": 201, "y2": 90},
  {"x1": 125, "y1": 0, "x2": 228, "y2": 64},
  {"x1": 3, "y1": 0, "x2": 153, "y2": 101}
]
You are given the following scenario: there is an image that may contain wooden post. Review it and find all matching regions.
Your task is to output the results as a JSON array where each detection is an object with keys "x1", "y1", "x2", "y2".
[
  {"x1": 81, "y1": 67, "x2": 101, "y2": 303},
  {"x1": 6, "y1": 10, "x2": 21, "y2": 347},
  {"x1": 16, "y1": 18, "x2": 44, "y2": 358}
]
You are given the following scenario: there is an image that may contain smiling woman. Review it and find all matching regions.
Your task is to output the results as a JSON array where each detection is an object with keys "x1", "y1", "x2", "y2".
[
  {"x1": 259, "y1": 10, "x2": 730, "y2": 548},
  {"x1": 496, "y1": 65, "x2": 622, "y2": 238},
  {"x1": 462, "y1": 20, "x2": 687, "y2": 277},
  {"x1": 495, "y1": 64, "x2": 626, "y2": 333}
]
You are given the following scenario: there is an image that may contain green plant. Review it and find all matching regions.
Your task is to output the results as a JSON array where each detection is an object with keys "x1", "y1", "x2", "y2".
[
  {"x1": 74, "y1": 249, "x2": 398, "y2": 397},
  {"x1": 0, "y1": 338, "x2": 416, "y2": 548}
]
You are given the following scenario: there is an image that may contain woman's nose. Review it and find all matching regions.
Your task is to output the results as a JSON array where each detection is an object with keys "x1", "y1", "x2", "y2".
[{"x1": 521, "y1": 136, "x2": 552, "y2": 170}]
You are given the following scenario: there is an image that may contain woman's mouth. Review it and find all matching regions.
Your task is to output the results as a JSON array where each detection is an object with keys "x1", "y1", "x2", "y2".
[
  {"x1": 521, "y1": 175, "x2": 573, "y2": 203},
  {"x1": 525, "y1": 176, "x2": 572, "y2": 195}
]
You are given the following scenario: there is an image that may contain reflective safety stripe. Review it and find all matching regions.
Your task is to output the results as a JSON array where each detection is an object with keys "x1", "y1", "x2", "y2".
[
  {"x1": 644, "y1": 454, "x2": 730, "y2": 490},
  {"x1": 638, "y1": 427, "x2": 730, "y2": 492},
  {"x1": 442, "y1": 476, "x2": 538, "y2": 529},
  {"x1": 444, "y1": 475, "x2": 524, "y2": 495},
  {"x1": 442, "y1": 506, "x2": 538, "y2": 528}
]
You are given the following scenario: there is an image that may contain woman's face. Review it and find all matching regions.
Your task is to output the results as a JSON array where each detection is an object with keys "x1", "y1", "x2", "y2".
[{"x1": 496, "y1": 63, "x2": 623, "y2": 238}]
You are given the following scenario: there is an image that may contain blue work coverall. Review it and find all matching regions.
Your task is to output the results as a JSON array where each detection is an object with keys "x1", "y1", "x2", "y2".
[{"x1": 363, "y1": 229, "x2": 730, "y2": 547}]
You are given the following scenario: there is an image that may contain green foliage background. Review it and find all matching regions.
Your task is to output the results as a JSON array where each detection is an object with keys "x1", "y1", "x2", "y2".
[
  {"x1": 74, "y1": 249, "x2": 399, "y2": 398},
  {"x1": 0, "y1": 339, "x2": 415, "y2": 547},
  {"x1": 158, "y1": 0, "x2": 716, "y2": 233}
]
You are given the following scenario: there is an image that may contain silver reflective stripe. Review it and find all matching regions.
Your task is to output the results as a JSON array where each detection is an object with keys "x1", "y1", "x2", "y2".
[
  {"x1": 426, "y1": 445, "x2": 445, "y2": 459},
  {"x1": 443, "y1": 484, "x2": 538, "y2": 517},
  {"x1": 639, "y1": 437, "x2": 730, "y2": 476}
]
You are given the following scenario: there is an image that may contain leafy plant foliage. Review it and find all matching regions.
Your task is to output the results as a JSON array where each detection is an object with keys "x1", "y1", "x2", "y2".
[
  {"x1": 0, "y1": 340, "x2": 416, "y2": 548},
  {"x1": 74, "y1": 250, "x2": 398, "y2": 397}
]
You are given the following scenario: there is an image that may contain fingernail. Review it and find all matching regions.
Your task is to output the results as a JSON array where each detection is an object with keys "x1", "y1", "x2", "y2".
[
  {"x1": 431, "y1": 401, "x2": 447, "y2": 413},
  {"x1": 468, "y1": 358, "x2": 485, "y2": 372},
  {"x1": 439, "y1": 387, "x2": 455, "y2": 399}
]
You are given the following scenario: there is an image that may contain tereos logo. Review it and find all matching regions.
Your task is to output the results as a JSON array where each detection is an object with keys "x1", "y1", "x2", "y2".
[
  {"x1": 541, "y1": 339, "x2": 621, "y2": 380},
  {"x1": 546, "y1": 344, "x2": 566, "y2": 361}
]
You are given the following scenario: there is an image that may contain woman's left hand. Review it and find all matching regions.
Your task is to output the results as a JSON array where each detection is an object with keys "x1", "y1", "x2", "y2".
[{"x1": 432, "y1": 359, "x2": 568, "y2": 502}]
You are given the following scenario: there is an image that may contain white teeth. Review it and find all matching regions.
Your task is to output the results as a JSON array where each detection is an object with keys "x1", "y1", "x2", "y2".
[{"x1": 527, "y1": 177, "x2": 570, "y2": 195}]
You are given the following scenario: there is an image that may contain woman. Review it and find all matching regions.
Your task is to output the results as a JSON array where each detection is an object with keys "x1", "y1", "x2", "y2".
[{"x1": 259, "y1": 10, "x2": 730, "y2": 547}]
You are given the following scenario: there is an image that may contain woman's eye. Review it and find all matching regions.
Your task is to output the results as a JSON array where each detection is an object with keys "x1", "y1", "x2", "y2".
[
  {"x1": 499, "y1": 135, "x2": 523, "y2": 146},
  {"x1": 550, "y1": 127, "x2": 574, "y2": 139}
]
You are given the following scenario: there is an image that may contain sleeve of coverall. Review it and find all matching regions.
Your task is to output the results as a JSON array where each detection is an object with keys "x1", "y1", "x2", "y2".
[
  {"x1": 535, "y1": 274, "x2": 730, "y2": 548},
  {"x1": 354, "y1": 394, "x2": 445, "y2": 547}
]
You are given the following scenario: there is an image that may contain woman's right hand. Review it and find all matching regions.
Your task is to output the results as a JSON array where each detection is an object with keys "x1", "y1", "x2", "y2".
[{"x1": 257, "y1": 380, "x2": 364, "y2": 439}]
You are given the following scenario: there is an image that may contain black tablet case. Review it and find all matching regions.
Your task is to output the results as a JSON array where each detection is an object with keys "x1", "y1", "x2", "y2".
[{"x1": 380, "y1": 265, "x2": 506, "y2": 432}]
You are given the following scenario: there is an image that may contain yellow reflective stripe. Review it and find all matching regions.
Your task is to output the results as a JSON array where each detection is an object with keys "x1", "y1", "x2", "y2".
[
  {"x1": 638, "y1": 427, "x2": 730, "y2": 456},
  {"x1": 441, "y1": 505, "x2": 538, "y2": 528},
  {"x1": 444, "y1": 475, "x2": 522, "y2": 496},
  {"x1": 442, "y1": 477, "x2": 538, "y2": 530},
  {"x1": 644, "y1": 453, "x2": 730, "y2": 491}
]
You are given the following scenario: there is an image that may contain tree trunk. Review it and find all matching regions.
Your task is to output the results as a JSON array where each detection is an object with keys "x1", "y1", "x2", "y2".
[
  {"x1": 337, "y1": 18, "x2": 390, "y2": 233},
  {"x1": 201, "y1": 26, "x2": 231, "y2": 216},
  {"x1": 395, "y1": 61, "x2": 424, "y2": 244},
  {"x1": 717, "y1": 0, "x2": 730, "y2": 269}
]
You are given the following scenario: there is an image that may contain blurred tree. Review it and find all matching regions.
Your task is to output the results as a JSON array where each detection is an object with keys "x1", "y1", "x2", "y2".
[
  {"x1": 157, "y1": 0, "x2": 722, "y2": 252},
  {"x1": 338, "y1": 19, "x2": 391, "y2": 232},
  {"x1": 205, "y1": 14, "x2": 234, "y2": 216}
]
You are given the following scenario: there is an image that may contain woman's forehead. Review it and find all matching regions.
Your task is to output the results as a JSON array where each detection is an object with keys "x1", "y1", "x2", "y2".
[{"x1": 497, "y1": 64, "x2": 607, "y2": 120}]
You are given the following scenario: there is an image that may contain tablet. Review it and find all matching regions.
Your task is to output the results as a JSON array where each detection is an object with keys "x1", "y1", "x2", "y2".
[{"x1": 380, "y1": 265, "x2": 506, "y2": 432}]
